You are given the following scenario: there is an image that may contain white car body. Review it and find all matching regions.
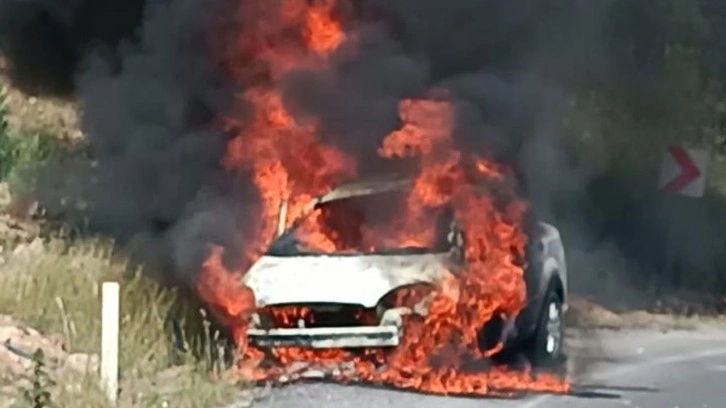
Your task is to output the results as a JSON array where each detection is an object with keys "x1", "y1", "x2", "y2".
[
  {"x1": 244, "y1": 252, "x2": 453, "y2": 308},
  {"x1": 242, "y1": 178, "x2": 568, "y2": 350}
]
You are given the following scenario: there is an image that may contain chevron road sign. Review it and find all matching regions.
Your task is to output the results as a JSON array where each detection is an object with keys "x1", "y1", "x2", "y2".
[{"x1": 658, "y1": 146, "x2": 709, "y2": 198}]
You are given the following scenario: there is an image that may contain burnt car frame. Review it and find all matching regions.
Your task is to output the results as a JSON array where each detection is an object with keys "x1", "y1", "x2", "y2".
[{"x1": 242, "y1": 177, "x2": 568, "y2": 365}]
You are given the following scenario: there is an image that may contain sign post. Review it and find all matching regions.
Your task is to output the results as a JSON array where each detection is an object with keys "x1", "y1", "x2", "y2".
[
  {"x1": 655, "y1": 146, "x2": 709, "y2": 293},
  {"x1": 101, "y1": 282, "x2": 120, "y2": 405}
]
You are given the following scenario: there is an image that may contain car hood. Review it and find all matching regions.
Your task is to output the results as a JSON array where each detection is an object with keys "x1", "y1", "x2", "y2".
[{"x1": 242, "y1": 252, "x2": 453, "y2": 308}]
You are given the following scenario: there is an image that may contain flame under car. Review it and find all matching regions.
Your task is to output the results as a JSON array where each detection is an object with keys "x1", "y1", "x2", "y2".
[{"x1": 242, "y1": 178, "x2": 568, "y2": 365}]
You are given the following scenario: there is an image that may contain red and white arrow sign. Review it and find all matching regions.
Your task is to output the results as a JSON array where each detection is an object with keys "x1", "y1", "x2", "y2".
[{"x1": 658, "y1": 146, "x2": 709, "y2": 198}]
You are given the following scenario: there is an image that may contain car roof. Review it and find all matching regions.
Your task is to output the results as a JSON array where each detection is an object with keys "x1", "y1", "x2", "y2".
[
  {"x1": 317, "y1": 177, "x2": 413, "y2": 204},
  {"x1": 315, "y1": 172, "x2": 509, "y2": 205},
  {"x1": 312, "y1": 176, "x2": 555, "y2": 235}
]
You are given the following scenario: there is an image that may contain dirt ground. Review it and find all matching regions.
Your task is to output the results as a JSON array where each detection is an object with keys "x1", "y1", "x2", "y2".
[{"x1": 0, "y1": 314, "x2": 99, "y2": 406}]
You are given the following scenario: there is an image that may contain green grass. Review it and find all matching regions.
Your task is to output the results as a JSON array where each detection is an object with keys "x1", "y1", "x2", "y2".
[
  {"x1": 0, "y1": 128, "x2": 59, "y2": 191},
  {"x1": 0, "y1": 238, "x2": 246, "y2": 407},
  {"x1": 0, "y1": 86, "x2": 65, "y2": 200}
]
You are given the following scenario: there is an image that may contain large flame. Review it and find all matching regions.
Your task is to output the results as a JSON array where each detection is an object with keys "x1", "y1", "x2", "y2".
[{"x1": 196, "y1": 0, "x2": 570, "y2": 396}]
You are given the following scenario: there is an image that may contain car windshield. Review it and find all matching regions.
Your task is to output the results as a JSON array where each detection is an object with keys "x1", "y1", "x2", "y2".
[{"x1": 266, "y1": 189, "x2": 452, "y2": 256}]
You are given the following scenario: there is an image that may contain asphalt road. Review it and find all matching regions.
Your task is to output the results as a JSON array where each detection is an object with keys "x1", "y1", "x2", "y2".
[{"x1": 243, "y1": 326, "x2": 726, "y2": 408}]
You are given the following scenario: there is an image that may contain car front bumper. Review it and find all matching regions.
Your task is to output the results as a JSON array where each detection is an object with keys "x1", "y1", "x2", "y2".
[
  {"x1": 247, "y1": 307, "x2": 408, "y2": 349},
  {"x1": 248, "y1": 325, "x2": 401, "y2": 348}
]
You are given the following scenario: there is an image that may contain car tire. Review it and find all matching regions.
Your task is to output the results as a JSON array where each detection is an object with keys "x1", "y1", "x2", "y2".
[{"x1": 525, "y1": 288, "x2": 565, "y2": 367}]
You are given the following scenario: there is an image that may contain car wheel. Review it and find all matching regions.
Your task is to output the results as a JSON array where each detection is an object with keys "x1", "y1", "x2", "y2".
[{"x1": 527, "y1": 289, "x2": 564, "y2": 367}]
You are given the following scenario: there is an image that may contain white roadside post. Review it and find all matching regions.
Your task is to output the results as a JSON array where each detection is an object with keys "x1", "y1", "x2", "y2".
[{"x1": 101, "y1": 282, "x2": 120, "y2": 405}]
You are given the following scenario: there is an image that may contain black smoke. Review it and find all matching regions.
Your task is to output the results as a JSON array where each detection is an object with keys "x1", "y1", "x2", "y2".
[
  {"x1": 0, "y1": 0, "x2": 146, "y2": 96},
  {"x1": 282, "y1": 0, "x2": 598, "y2": 218},
  {"x1": 1, "y1": 0, "x2": 692, "y2": 308},
  {"x1": 0, "y1": 0, "x2": 252, "y2": 283}
]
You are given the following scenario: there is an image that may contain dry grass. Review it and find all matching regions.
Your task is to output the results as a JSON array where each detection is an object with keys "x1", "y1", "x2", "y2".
[
  {"x1": 566, "y1": 294, "x2": 726, "y2": 331},
  {"x1": 0, "y1": 238, "x2": 247, "y2": 408}
]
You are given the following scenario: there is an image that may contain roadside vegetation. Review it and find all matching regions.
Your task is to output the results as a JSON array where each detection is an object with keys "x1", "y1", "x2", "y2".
[
  {"x1": 0, "y1": 82, "x2": 248, "y2": 407},
  {"x1": 524, "y1": 0, "x2": 726, "y2": 308}
]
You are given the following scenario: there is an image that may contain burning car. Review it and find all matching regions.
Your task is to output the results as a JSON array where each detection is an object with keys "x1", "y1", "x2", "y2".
[{"x1": 242, "y1": 176, "x2": 568, "y2": 366}]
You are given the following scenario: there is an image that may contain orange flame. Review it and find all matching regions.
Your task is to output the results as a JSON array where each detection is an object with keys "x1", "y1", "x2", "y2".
[
  {"x1": 196, "y1": 0, "x2": 570, "y2": 397},
  {"x1": 305, "y1": 0, "x2": 345, "y2": 54}
]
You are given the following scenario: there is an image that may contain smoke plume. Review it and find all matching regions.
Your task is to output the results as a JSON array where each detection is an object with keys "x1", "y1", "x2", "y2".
[
  {"x1": 0, "y1": 0, "x2": 618, "y2": 296},
  {"x1": 0, "y1": 0, "x2": 146, "y2": 96}
]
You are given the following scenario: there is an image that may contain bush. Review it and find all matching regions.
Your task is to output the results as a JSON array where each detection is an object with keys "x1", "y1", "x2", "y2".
[{"x1": 0, "y1": 87, "x2": 61, "y2": 193}]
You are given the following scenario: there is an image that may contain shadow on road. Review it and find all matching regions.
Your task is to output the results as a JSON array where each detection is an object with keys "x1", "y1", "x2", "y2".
[{"x1": 568, "y1": 384, "x2": 660, "y2": 399}]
